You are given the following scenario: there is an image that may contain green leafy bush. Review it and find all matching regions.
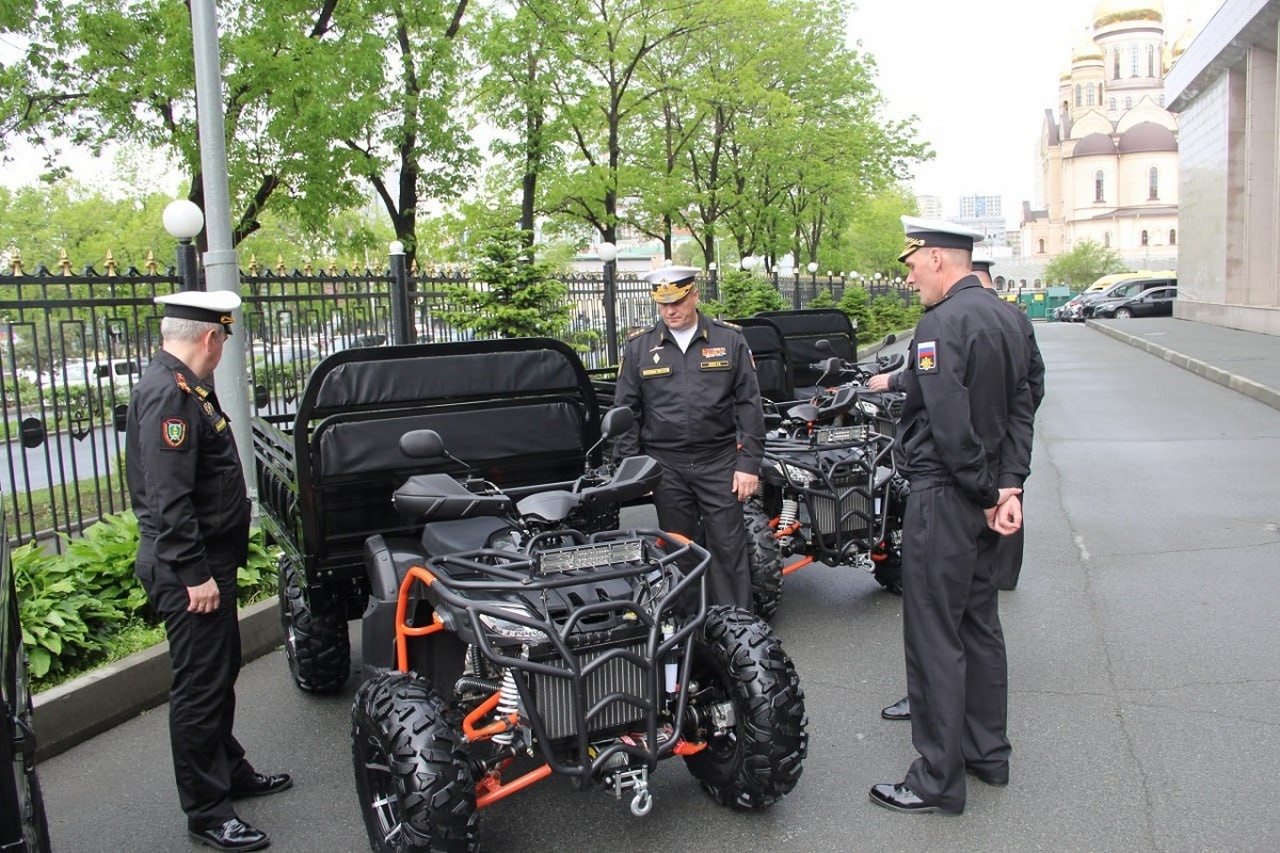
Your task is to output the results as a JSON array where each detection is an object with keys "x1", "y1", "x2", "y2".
[{"x1": 15, "y1": 511, "x2": 280, "y2": 689}]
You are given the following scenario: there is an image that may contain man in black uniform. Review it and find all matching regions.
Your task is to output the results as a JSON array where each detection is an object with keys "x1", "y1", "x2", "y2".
[
  {"x1": 127, "y1": 290, "x2": 290, "y2": 852},
  {"x1": 972, "y1": 257, "x2": 1045, "y2": 591},
  {"x1": 612, "y1": 265, "x2": 765, "y2": 611},
  {"x1": 874, "y1": 255, "x2": 1047, "y2": 724},
  {"x1": 868, "y1": 218, "x2": 1035, "y2": 815}
]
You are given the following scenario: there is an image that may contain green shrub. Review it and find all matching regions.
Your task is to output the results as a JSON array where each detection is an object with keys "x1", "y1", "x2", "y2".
[{"x1": 16, "y1": 511, "x2": 280, "y2": 689}]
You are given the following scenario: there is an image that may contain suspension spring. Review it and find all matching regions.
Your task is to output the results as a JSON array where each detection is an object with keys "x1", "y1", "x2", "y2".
[
  {"x1": 492, "y1": 669, "x2": 520, "y2": 747},
  {"x1": 778, "y1": 498, "x2": 799, "y2": 529}
]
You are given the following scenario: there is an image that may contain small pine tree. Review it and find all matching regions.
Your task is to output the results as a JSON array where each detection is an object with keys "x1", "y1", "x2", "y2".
[
  {"x1": 439, "y1": 226, "x2": 571, "y2": 338},
  {"x1": 701, "y1": 269, "x2": 787, "y2": 319},
  {"x1": 838, "y1": 286, "x2": 874, "y2": 339}
]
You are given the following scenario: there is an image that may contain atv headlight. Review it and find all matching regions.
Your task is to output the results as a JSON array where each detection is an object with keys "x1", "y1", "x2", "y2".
[
  {"x1": 479, "y1": 605, "x2": 547, "y2": 644},
  {"x1": 782, "y1": 463, "x2": 814, "y2": 486}
]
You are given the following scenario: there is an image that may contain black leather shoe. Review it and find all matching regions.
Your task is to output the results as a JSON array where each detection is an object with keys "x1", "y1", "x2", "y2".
[
  {"x1": 869, "y1": 782, "x2": 960, "y2": 815},
  {"x1": 881, "y1": 696, "x2": 911, "y2": 721},
  {"x1": 230, "y1": 772, "x2": 292, "y2": 799},
  {"x1": 966, "y1": 765, "x2": 1009, "y2": 787},
  {"x1": 188, "y1": 817, "x2": 270, "y2": 851}
]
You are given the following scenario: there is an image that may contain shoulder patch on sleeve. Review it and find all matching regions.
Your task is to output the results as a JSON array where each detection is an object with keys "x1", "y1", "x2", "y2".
[
  {"x1": 162, "y1": 417, "x2": 189, "y2": 449},
  {"x1": 916, "y1": 340, "x2": 939, "y2": 374}
]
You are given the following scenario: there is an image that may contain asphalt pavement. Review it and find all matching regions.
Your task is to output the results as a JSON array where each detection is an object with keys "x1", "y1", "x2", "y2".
[{"x1": 35, "y1": 317, "x2": 1280, "y2": 852}]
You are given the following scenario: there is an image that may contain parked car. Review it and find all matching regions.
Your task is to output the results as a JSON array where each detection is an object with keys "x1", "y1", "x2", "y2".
[
  {"x1": 1054, "y1": 293, "x2": 1088, "y2": 322},
  {"x1": 327, "y1": 333, "x2": 388, "y2": 354},
  {"x1": 1092, "y1": 285, "x2": 1178, "y2": 319},
  {"x1": 1077, "y1": 276, "x2": 1176, "y2": 320},
  {"x1": 47, "y1": 357, "x2": 147, "y2": 388}
]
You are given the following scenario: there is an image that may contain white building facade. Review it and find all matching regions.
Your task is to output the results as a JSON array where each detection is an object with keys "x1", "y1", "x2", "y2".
[
  {"x1": 1167, "y1": 0, "x2": 1280, "y2": 334},
  {"x1": 1023, "y1": 1, "x2": 1198, "y2": 272}
]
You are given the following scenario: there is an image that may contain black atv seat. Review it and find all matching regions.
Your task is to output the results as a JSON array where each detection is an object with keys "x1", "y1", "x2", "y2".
[{"x1": 421, "y1": 516, "x2": 514, "y2": 560}]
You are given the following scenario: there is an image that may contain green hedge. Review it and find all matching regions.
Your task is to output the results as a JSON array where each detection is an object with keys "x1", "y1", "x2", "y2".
[{"x1": 13, "y1": 511, "x2": 279, "y2": 690}]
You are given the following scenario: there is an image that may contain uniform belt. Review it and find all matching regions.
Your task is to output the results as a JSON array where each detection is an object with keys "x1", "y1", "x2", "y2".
[{"x1": 905, "y1": 474, "x2": 956, "y2": 492}]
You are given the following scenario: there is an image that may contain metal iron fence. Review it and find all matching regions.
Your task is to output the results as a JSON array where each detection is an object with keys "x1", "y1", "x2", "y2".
[{"x1": 0, "y1": 251, "x2": 910, "y2": 549}]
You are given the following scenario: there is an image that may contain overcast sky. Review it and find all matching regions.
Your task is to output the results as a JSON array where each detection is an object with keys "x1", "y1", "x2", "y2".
[{"x1": 845, "y1": 0, "x2": 1212, "y2": 226}]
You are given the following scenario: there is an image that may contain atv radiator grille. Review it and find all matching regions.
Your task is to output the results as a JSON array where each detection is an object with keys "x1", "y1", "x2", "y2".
[
  {"x1": 810, "y1": 466, "x2": 874, "y2": 536},
  {"x1": 533, "y1": 642, "x2": 648, "y2": 740}
]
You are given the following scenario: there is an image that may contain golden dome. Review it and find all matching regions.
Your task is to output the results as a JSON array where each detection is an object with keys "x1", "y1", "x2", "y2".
[
  {"x1": 1073, "y1": 26, "x2": 1103, "y2": 62},
  {"x1": 1172, "y1": 17, "x2": 1198, "y2": 58},
  {"x1": 1093, "y1": 0, "x2": 1164, "y2": 29}
]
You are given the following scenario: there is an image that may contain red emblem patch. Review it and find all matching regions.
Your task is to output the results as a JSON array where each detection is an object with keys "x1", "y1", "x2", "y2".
[{"x1": 162, "y1": 418, "x2": 188, "y2": 448}]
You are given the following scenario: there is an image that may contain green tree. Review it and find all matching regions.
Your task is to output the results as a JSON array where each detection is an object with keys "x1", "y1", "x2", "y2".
[
  {"x1": 699, "y1": 269, "x2": 785, "y2": 319},
  {"x1": 536, "y1": 0, "x2": 711, "y2": 249},
  {"x1": 438, "y1": 225, "x2": 572, "y2": 338},
  {"x1": 828, "y1": 186, "x2": 918, "y2": 280},
  {"x1": 837, "y1": 286, "x2": 873, "y2": 339},
  {"x1": 6, "y1": 1, "x2": 478, "y2": 266},
  {"x1": 1042, "y1": 239, "x2": 1127, "y2": 290}
]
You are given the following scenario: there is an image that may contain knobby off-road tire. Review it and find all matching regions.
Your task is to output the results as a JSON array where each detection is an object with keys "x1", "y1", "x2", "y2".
[
  {"x1": 684, "y1": 606, "x2": 808, "y2": 810},
  {"x1": 351, "y1": 672, "x2": 478, "y2": 853},
  {"x1": 744, "y1": 503, "x2": 782, "y2": 621},
  {"x1": 279, "y1": 557, "x2": 350, "y2": 694}
]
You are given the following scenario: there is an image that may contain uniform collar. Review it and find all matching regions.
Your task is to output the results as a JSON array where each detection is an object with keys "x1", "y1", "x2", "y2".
[
  {"x1": 928, "y1": 274, "x2": 984, "y2": 310},
  {"x1": 655, "y1": 312, "x2": 711, "y2": 343},
  {"x1": 156, "y1": 349, "x2": 205, "y2": 392}
]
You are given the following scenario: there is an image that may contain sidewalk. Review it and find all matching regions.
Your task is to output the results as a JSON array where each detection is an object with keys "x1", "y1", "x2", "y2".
[{"x1": 1086, "y1": 316, "x2": 1280, "y2": 411}]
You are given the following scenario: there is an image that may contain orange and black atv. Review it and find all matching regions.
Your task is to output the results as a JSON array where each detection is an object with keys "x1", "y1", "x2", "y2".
[
  {"x1": 745, "y1": 337, "x2": 909, "y2": 618},
  {"x1": 350, "y1": 412, "x2": 808, "y2": 851}
]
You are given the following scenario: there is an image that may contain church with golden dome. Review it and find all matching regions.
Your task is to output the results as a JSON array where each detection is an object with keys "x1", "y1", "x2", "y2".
[{"x1": 1022, "y1": 1, "x2": 1199, "y2": 269}]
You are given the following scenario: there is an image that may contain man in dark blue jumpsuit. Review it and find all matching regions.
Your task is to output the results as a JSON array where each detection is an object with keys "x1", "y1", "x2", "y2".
[
  {"x1": 869, "y1": 219, "x2": 1035, "y2": 815},
  {"x1": 127, "y1": 290, "x2": 290, "y2": 851},
  {"x1": 612, "y1": 266, "x2": 765, "y2": 611}
]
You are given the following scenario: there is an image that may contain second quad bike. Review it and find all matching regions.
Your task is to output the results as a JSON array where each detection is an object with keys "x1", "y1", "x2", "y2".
[
  {"x1": 350, "y1": 411, "x2": 808, "y2": 851},
  {"x1": 746, "y1": 340, "x2": 909, "y2": 618}
]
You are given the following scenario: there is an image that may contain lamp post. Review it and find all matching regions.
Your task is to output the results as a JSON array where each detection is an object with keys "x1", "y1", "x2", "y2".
[
  {"x1": 388, "y1": 240, "x2": 413, "y2": 345},
  {"x1": 598, "y1": 241, "x2": 619, "y2": 365},
  {"x1": 162, "y1": 199, "x2": 205, "y2": 291},
  {"x1": 806, "y1": 261, "x2": 818, "y2": 307}
]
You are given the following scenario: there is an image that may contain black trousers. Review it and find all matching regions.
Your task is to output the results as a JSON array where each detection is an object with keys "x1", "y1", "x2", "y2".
[
  {"x1": 900, "y1": 483, "x2": 1010, "y2": 812},
  {"x1": 649, "y1": 445, "x2": 752, "y2": 611},
  {"x1": 136, "y1": 558, "x2": 255, "y2": 829}
]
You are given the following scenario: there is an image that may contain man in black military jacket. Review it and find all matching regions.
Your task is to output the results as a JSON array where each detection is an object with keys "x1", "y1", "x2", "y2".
[
  {"x1": 874, "y1": 255, "x2": 1047, "y2": 724},
  {"x1": 972, "y1": 258, "x2": 1045, "y2": 590},
  {"x1": 612, "y1": 266, "x2": 765, "y2": 611},
  {"x1": 127, "y1": 290, "x2": 289, "y2": 852},
  {"x1": 868, "y1": 218, "x2": 1035, "y2": 816}
]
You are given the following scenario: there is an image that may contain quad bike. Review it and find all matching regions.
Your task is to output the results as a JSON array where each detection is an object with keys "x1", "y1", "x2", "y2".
[
  {"x1": 746, "y1": 340, "x2": 910, "y2": 618},
  {"x1": 351, "y1": 409, "x2": 808, "y2": 851}
]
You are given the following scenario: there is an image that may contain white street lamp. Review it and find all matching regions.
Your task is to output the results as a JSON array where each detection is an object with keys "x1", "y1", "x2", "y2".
[{"x1": 163, "y1": 199, "x2": 205, "y2": 291}]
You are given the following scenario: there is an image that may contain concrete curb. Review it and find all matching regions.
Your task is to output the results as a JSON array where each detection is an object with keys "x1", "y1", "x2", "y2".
[
  {"x1": 1086, "y1": 320, "x2": 1280, "y2": 413},
  {"x1": 32, "y1": 597, "x2": 282, "y2": 762}
]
